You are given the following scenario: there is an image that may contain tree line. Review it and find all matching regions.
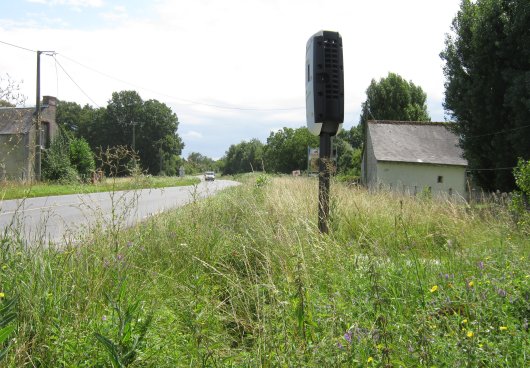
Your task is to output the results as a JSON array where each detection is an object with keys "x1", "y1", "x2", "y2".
[
  {"x1": 54, "y1": 90, "x2": 184, "y2": 178},
  {"x1": 24, "y1": 0, "x2": 530, "y2": 191}
]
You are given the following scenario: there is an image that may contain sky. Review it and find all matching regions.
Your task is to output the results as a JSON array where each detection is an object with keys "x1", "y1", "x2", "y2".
[{"x1": 0, "y1": 0, "x2": 462, "y2": 159}]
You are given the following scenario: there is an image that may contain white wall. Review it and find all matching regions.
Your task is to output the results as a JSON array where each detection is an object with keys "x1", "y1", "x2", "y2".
[{"x1": 375, "y1": 161, "x2": 467, "y2": 198}]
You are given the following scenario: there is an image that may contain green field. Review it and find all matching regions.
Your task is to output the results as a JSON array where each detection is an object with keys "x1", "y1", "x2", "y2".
[
  {"x1": 0, "y1": 176, "x2": 200, "y2": 200},
  {"x1": 0, "y1": 175, "x2": 528, "y2": 366}
]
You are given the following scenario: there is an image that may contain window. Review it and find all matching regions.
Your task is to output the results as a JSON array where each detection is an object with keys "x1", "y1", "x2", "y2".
[
  {"x1": 437, "y1": 176, "x2": 443, "y2": 183},
  {"x1": 40, "y1": 122, "x2": 50, "y2": 148}
]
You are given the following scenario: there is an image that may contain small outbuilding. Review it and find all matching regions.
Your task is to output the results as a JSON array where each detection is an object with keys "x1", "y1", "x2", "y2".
[
  {"x1": 361, "y1": 120, "x2": 468, "y2": 198},
  {"x1": 0, "y1": 96, "x2": 58, "y2": 181}
]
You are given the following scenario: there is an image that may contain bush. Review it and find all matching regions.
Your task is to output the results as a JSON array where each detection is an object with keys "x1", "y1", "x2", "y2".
[
  {"x1": 511, "y1": 158, "x2": 530, "y2": 229},
  {"x1": 42, "y1": 135, "x2": 79, "y2": 183},
  {"x1": 69, "y1": 138, "x2": 95, "y2": 180}
]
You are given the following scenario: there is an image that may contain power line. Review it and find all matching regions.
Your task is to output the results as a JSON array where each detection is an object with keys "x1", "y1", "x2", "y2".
[
  {"x1": 53, "y1": 56, "x2": 100, "y2": 108},
  {"x1": 464, "y1": 124, "x2": 530, "y2": 138},
  {"x1": 55, "y1": 53, "x2": 304, "y2": 111},
  {"x1": 0, "y1": 40, "x2": 36, "y2": 53},
  {"x1": 2, "y1": 40, "x2": 303, "y2": 111},
  {"x1": 466, "y1": 167, "x2": 515, "y2": 171}
]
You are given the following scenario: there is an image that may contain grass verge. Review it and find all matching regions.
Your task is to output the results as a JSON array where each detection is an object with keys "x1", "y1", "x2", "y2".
[
  {"x1": 0, "y1": 176, "x2": 200, "y2": 200},
  {"x1": 0, "y1": 175, "x2": 528, "y2": 366}
]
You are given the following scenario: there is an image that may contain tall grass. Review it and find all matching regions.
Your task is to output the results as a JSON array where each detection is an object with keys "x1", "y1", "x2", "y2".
[{"x1": 0, "y1": 175, "x2": 528, "y2": 366}]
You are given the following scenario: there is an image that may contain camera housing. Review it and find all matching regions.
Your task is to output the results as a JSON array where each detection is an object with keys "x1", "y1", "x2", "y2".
[{"x1": 305, "y1": 30, "x2": 344, "y2": 136}]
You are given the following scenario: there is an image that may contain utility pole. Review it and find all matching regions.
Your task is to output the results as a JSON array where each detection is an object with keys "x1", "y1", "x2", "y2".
[
  {"x1": 130, "y1": 120, "x2": 141, "y2": 152},
  {"x1": 35, "y1": 50, "x2": 54, "y2": 182}
]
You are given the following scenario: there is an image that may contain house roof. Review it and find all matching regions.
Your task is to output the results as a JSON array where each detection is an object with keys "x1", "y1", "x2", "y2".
[
  {"x1": 368, "y1": 120, "x2": 467, "y2": 166},
  {"x1": 0, "y1": 107, "x2": 35, "y2": 135}
]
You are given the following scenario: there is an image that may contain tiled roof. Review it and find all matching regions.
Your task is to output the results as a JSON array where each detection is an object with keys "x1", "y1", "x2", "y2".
[
  {"x1": 0, "y1": 107, "x2": 35, "y2": 135},
  {"x1": 368, "y1": 120, "x2": 467, "y2": 166}
]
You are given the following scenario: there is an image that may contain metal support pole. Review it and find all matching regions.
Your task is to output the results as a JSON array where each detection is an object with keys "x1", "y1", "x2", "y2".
[{"x1": 318, "y1": 132, "x2": 331, "y2": 233}]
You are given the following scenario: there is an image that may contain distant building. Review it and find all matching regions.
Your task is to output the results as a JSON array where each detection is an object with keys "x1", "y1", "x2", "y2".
[
  {"x1": 361, "y1": 120, "x2": 468, "y2": 198},
  {"x1": 0, "y1": 96, "x2": 58, "y2": 181}
]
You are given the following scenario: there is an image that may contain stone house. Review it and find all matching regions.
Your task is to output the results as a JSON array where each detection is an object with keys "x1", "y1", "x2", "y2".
[
  {"x1": 0, "y1": 96, "x2": 58, "y2": 181},
  {"x1": 361, "y1": 120, "x2": 468, "y2": 198}
]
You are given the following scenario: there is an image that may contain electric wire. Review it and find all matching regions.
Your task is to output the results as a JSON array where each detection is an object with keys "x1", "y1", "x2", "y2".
[
  {"x1": 464, "y1": 124, "x2": 530, "y2": 139},
  {"x1": 1, "y1": 39, "x2": 304, "y2": 111},
  {"x1": 55, "y1": 53, "x2": 304, "y2": 111},
  {"x1": 53, "y1": 56, "x2": 100, "y2": 108},
  {"x1": 0, "y1": 40, "x2": 36, "y2": 53}
]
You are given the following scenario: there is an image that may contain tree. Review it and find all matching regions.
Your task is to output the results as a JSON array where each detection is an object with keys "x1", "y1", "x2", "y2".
[
  {"x1": 440, "y1": 0, "x2": 530, "y2": 191},
  {"x1": 264, "y1": 127, "x2": 318, "y2": 173},
  {"x1": 222, "y1": 139, "x2": 264, "y2": 175},
  {"x1": 359, "y1": 72, "x2": 430, "y2": 128},
  {"x1": 57, "y1": 91, "x2": 184, "y2": 176},
  {"x1": 186, "y1": 152, "x2": 216, "y2": 173},
  {"x1": 337, "y1": 124, "x2": 363, "y2": 150},
  {"x1": 0, "y1": 74, "x2": 26, "y2": 107},
  {"x1": 69, "y1": 137, "x2": 95, "y2": 180}
]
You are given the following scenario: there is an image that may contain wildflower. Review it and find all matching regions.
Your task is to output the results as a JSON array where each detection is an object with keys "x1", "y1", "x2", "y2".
[
  {"x1": 1, "y1": 265, "x2": 7, "y2": 270},
  {"x1": 497, "y1": 288, "x2": 507, "y2": 298},
  {"x1": 127, "y1": 241, "x2": 133, "y2": 248},
  {"x1": 467, "y1": 331, "x2": 474, "y2": 338},
  {"x1": 117, "y1": 254, "x2": 124, "y2": 261},
  {"x1": 467, "y1": 281, "x2": 474, "y2": 288},
  {"x1": 102, "y1": 315, "x2": 107, "y2": 321},
  {"x1": 367, "y1": 357, "x2": 374, "y2": 363},
  {"x1": 0, "y1": 292, "x2": 4, "y2": 298},
  {"x1": 461, "y1": 319, "x2": 468, "y2": 324},
  {"x1": 499, "y1": 326, "x2": 508, "y2": 331},
  {"x1": 430, "y1": 285, "x2": 438, "y2": 293},
  {"x1": 477, "y1": 261, "x2": 484, "y2": 270},
  {"x1": 343, "y1": 330, "x2": 352, "y2": 344}
]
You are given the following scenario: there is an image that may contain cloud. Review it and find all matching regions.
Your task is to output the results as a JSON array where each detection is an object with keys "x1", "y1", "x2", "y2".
[
  {"x1": 26, "y1": 0, "x2": 104, "y2": 7},
  {"x1": 182, "y1": 131, "x2": 203, "y2": 139},
  {"x1": 3, "y1": 0, "x2": 461, "y2": 158},
  {"x1": 100, "y1": 6, "x2": 128, "y2": 21}
]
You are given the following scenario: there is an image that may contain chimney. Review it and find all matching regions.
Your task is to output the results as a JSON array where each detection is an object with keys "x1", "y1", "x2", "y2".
[{"x1": 42, "y1": 96, "x2": 57, "y2": 107}]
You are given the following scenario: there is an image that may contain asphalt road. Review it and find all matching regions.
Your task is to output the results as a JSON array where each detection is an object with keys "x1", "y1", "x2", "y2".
[{"x1": 0, "y1": 179, "x2": 239, "y2": 246}]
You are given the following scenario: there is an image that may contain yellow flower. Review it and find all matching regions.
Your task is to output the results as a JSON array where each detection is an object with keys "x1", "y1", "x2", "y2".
[
  {"x1": 468, "y1": 281, "x2": 474, "y2": 287},
  {"x1": 467, "y1": 331, "x2": 474, "y2": 338},
  {"x1": 0, "y1": 292, "x2": 4, "y2": 298},
  {"x1": 430, "y1": 285, "x2": 438, "y2": 293},
  {"x1": 367, "y1": 357, "x2": 374, "y2": 363},
  {"x1": 499, "y1": 326, "x2": 508, "y2": 331},
  {"x1": 461, "y1": 319, "x2": 468, "y2": 324}
]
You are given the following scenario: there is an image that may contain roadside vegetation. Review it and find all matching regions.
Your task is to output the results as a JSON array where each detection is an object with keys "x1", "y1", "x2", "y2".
[
  {"x1": 0, "y1": 175, "x2": 200, "y2": 200},
  {"x1": 0, "y1": 173, "x2": 528, "y2": 366}
]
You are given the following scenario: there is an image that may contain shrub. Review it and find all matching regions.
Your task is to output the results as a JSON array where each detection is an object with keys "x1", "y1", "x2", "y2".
[
  {"x1": 42, "y1": 134, "x2": 79, "y2": 183},
  {"x1": 510, "y1": 158, "x2": 530, "y2": 229},
  {"x1": 69, "y1": 137, "x2": 95, "y2": 180}
]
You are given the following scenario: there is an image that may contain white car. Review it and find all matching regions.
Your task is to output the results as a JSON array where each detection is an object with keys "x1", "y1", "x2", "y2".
[{"x1": 204, "y1": 171, "x2": 215, "y2": 181}]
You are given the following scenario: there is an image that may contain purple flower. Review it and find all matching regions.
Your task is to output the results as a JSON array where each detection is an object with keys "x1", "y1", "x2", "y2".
[
  {"x1": 102, "y1": 315, "x2": 107, "y2": 321},
  {"x1": 497, "y1": 288, "x2": 507, "y2": 298},
  {"x1": 127, "y1": 241, "x2": 133, "y2": 248},
  {"x1": 344, "y1": 330, "x2": 352, "y2": 344},
  {"x1": 477, "y1": 261, "x2": 484, "y2": 270},
  {"x1": 337, "y1": 342, "x2": 344, "y2": 350},
  {"x1": 117, "y1": 254, "x2": 124, "y2": 262}
]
